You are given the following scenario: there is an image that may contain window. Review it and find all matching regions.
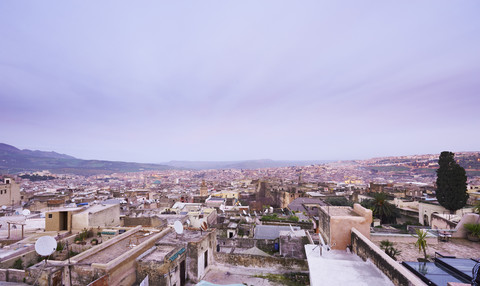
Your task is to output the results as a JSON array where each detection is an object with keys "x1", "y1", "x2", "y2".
[{"x1": 48, "y1": 214, "x2": 53, "y2": 218}]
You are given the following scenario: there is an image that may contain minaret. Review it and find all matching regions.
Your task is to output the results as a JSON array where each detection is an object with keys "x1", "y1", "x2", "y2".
[{"x1": 200, "y1": 180, "x2": 208, "y2": 197}]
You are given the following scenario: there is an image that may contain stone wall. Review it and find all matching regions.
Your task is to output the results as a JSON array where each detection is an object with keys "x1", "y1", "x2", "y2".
[
  {"x1": 0, "y1": 248, "x2": 39, "y2": 269},
  {"x1": 317, "y1": 206, "x2": 330, "y2": 244},
  {"x1": 214, "y1": 252, "x2": 308, "y2": 271},
  {"x1": 123, "y1": 216, "x2": 167, "y2": 228},
  {"x1": 217, "y1": 237, "x2": 277, "y2": 254},
  {"x1": 0, "y1": 269, "x2": 25, "y2": 283},
  {"x1": 7, "y1": 269, "x2": 25, "y2": 283},
  {"x1": 351, "y1": 228, "x2": 426, "y2": 286}
]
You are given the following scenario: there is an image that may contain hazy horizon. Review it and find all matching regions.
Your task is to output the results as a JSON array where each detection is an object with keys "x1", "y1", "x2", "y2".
[{"x1": 1, "y1": 1, "x2": 479, "y2": 162}]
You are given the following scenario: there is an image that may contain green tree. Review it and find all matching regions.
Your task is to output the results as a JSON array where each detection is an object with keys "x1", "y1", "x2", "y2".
[
  {"x1": 436, "y1": 151, "x2": 468, "y2": 212},
  {"x1": 414, "y1": 229, "x2": 428, "y2": 260},
  {"x1": 362, "y1": 193, "x2": 398, "y2": 224}
]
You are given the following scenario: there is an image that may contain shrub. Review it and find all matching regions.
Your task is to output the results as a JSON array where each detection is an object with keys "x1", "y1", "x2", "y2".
[
  {"x1": 56, "y1": 241, "x2": 64, "y2": 252},
  {"x1": 464, "y1": 223, "x2": 480, "y2": 237},
  {"x1": 287, "y1": 215, "x2": 299, "y2": 222},
  {"x1": 12, "y1": 258, "x2": 23, "y2": 270},
  {"x1": 380, "y1": 240, "x2": 401, "y2": 260}
]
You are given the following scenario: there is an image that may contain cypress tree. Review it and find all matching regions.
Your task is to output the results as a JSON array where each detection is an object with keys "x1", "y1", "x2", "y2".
[{"x1": 436, "y1": 151, "x2": 468, "y2": 212}]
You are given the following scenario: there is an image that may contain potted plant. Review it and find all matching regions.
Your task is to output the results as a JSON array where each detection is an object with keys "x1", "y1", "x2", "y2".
[
  {"x1": 414, "y1": 229, "x2": 429, "y2": 262},
  {"x1": 464, "y1": 223, "x2": 480, "y2": 242}
]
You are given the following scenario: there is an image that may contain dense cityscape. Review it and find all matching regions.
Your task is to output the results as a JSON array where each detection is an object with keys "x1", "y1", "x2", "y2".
[
  {"x1": 1, "y1": 1, "x2": 479, "y2": 285},
  {"x1": 0, "y1": 144, "x2": 479, "y2": 285}
]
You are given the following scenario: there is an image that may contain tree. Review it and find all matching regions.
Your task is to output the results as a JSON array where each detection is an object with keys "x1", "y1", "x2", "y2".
[
  {"x1": 362, "y1": 193, "x2": 398, "y2": 224},
  {"x1": 414, "y1": 229, "x2": 428, "y2": 260},
  {"x1": 436, "y1": 151, "x2": 468, "y2": 212}
]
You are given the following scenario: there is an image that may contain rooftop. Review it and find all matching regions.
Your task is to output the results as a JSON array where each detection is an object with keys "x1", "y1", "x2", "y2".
[
  {"x1": 254, "y1": 225, "x2": 301, "y2": 240},
  {"x1": 157, "y1": 228, "x2": 212, "y2": 245},
  {"x1": 305, "y1": 245, "x2": 394, "y2": 285},
  {"x1": 139, "y1": 245, "x2": 177, "y2": 263},
  {"x1": 321, "y1": 206, "x2": 359, "y2": 217}
]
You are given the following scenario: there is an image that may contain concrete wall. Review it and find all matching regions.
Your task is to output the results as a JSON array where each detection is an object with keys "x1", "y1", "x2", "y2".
[
  {"x1": 279, "y1": 235, "x2": 308, "y2": 259},
  {"x1": 370, "y1": 233, "x2": 438, "y2": 245},
  {"x1": 123, "y1": 216, "x2": 167, "y2": 228},
  {"x1": 136, "y1": 247, "x2": 186, "y2": 286},
  {"x1": 431, "y1": 213, "x2": 458, "y2": 230},
  {"x1": 186, "y1": 230, "x2": 216, "y2": 282},
  {"x1": 0, "y1": 269, "x2": 25, "y2": 283},
  {"x1": 46, "y1": 211, "x2": 73, "y2": 232},
  {"x1": 72, "y1": 205, "x2": 120, "y2": 231},
  {"x1": 0, "y1": 179, "x2": 21, "y2": 206},
  {"x1": 351, "y1": 228, "x2": 427, "y2": 286},
  {"x1": 217, "y1": 237, "x2": 277, "y2": 254},
  {"x1": 418, "y1": 202, "x2": 473, "y2": 226},
  {"x1": 0, "y1": 248, "x2": 39, "y2": 269},
  {"x1": 327, "y1": 204, "x2": 372, "y2": 250},
  {"x1": 214, "y1": 252, "x2": 308, "y2": 271}
]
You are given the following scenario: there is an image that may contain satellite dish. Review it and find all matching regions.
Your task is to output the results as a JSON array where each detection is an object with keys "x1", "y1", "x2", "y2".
[
  {"x1": 1, "y1": 206, "x2": 6, "y2": 210},
  {"x1": 242, "y1": 210, "x2": 247, "y2": 216},
  {"x1": 35, "y1": 236, "x2": 57, "y2": 256},
  {"x1": 186, "y1": 219, "x2": 191, "y2": 225},
  {"x1": 22, "y1": 209, "x2": 31, "y2": 216},
  {"x1": 254, "y1": 211, "x2": 258, "y2": 216},
  {"x1": 173, "y1": 221, "x2": 184, "y2": 234},
  {"x1": 245, "y1": 217, "x2": 250, "y2": 223}
]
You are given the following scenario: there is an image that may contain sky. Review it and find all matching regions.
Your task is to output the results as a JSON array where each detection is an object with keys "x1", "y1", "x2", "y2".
[{"x1": 1, "y1": 1, "x2": 479, "y2": 163}]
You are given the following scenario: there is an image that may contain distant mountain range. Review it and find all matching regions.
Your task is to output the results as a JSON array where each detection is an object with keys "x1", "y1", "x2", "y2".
[
  {"x1": 0, "y1": 143, "x2": 171, "y2": 175},
  {"x1": 0, "y1": 143, "x2": 331, "y2": 175}
]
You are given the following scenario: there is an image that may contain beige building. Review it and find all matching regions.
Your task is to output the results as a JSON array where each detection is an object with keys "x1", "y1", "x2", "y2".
[
  {"x1": 71, "y1": 204, "x2": 120, "y2": 231},
  {"x1": 45, "y1": 204, "x2": 120, "y2": 232},
  {"x1": 0, "y1": 177, "x2": 22, "y2": 206},
  {"x1": 317, "y1": 204, "x2": 372, "y2": 250},
  {"x1": 45, "y1": 207, "x2": 84, "y2": 232},
  {"x1": 418, "y1": 201, "x2": 474, "y2": 226}
]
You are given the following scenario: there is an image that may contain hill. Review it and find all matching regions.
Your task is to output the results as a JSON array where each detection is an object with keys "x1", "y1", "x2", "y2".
[{"x1": 0, "y1": 143, "x2": 171, "y2": 175}]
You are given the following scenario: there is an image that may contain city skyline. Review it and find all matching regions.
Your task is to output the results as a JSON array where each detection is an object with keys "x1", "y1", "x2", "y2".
[{"x1": 1, "y1": 1, "x2": 480, "y2": 163}]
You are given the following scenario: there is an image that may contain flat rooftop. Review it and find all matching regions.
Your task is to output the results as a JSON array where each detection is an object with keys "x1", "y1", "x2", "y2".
[
  {"x1": 305, "y1": 245, "x2": 394, "y2": 286},
  {"x1": 321, "y1": 206, "x2": 359, "y2": 217},
  {"x1": 79, "y1": 230, "x2": 155, "y2": 264},
  {"x1": 157, "y1": 229, "x2": 211, "y2": 245},
  {"x1": 140, "y1": 245, "x2": 177, "y2": 263}
]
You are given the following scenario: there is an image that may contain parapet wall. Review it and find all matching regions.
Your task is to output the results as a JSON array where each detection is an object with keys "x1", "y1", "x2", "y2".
[
  {"x1": 351, "y1": 228, "x2": 426, "y2": 286},
  {"x1": 214, "y1": 252, "x2": 308, "y2": 271}
]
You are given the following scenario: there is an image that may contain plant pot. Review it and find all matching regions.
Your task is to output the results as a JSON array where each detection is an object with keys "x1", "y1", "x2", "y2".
[
  {"x1": 417, "y1": 258, "x2": 429, "y2": 262},
  {"x1": 466, "y1": 233, "x2": 480, "y2": 242}
]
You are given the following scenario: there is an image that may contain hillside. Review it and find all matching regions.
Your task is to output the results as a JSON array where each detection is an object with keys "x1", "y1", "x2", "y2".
[{"x1": 0, "y1": 143, "x2": 171, "y2": 175}]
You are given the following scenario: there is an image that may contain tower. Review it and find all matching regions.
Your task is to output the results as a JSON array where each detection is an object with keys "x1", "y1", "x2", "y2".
[{"x1": 200, "y1": 180, "x2": 208, "y2": 197}]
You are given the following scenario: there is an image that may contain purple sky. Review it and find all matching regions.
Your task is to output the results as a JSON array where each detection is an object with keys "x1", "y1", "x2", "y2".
[{"x1": 1, "y1": 1, "x2": 479, "y2": 163}]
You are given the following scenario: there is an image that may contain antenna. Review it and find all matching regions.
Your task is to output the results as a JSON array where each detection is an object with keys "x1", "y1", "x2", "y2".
[
  {"x1": 173, "y1": 221, "x2": 184, "y2": 235},
  {"x1": 35, "y1": 236, "x2": 57, "y2": 256},
  {"x1": 22, "y1": 209, "x2": 31, "y2": 216}
]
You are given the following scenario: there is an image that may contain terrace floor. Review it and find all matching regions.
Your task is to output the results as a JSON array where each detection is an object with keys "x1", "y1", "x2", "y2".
[
  {"x1": 373, "y1": 238, "x2": 480, "y2": 262},
  {"x1": 80, "y1": 230, "x2": 154, "y2": 264}
]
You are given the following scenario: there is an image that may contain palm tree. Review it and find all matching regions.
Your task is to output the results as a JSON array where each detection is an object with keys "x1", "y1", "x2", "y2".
[
  {"x1": 415, "y1": 229, "x2": 428, "y2": 261},
  {"x1": 371, "y1": 193, "x2": 397, "y2": 224}
]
